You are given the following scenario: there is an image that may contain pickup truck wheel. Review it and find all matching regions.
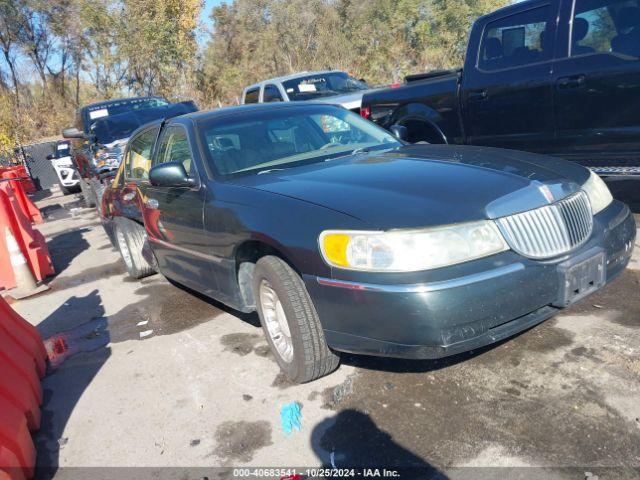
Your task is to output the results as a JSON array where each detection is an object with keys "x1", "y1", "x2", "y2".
[
  {"x1": 114, "y1": 218, "x2": 156, "y2": 279},
  {"x1": 253, "y1": 256, "x2": 339, "y2": 383}
]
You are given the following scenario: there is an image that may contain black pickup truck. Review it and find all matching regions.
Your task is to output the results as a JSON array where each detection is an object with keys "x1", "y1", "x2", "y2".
[{"x1": 361, "y1": 0, "x2": 640, "y2": 177}]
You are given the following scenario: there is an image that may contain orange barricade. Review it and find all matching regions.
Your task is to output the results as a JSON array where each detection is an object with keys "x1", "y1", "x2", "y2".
[
  {"x1": 0, "y1": 168, "x2": 36, "y2": 196},
  {"x1": 0, "y1": 180, "x2": 53, "y2": 291},
  {"x1": 0, "y1": 296, "x2": 46, "y2": 480},
  {"x1": 0, "y1": 173, "x2": 41, "y2": 225}
]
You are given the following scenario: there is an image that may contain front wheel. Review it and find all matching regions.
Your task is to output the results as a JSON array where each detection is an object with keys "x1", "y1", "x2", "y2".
[{"x1": 253, "y1": 256, "x2": 339, "y2": 383}]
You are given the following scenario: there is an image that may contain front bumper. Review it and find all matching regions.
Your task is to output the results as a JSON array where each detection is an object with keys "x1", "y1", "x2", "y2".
[{"x1": 304, "y1": 200, "x2": 636, "y2": 359}]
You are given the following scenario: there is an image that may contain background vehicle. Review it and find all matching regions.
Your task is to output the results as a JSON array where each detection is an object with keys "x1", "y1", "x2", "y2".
[
  {"x1": 100, "y1": 103, "x2": 198, "y2": 270},
  {"x1": 109, "y1": 103, "x2": 634, "y2": 383},
  {"x1": 242, "y1": 70, "x2": 373, "y2": 113},
  {"x1": 62, "y1": 97, "x2": 196, "y2": 210},
  {"x1": 361, "y1": 0, "x2": 640, "y2": 178},
  {"x1": 46, "y1": 140, "x2": 80, "y2": 195}
]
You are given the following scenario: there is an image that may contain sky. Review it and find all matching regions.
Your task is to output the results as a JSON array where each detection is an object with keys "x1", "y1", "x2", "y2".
[{"x1": 200, "y1": 0, "x2": 225, "y2": 29}]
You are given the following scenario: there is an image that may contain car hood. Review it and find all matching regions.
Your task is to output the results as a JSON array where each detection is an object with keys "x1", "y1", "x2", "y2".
[{"x1": 230, "y1": 144, "x2": 590, "y2": 230}]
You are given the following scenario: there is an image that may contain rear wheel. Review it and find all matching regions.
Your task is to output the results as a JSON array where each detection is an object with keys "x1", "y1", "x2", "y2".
[
  {"x1": 253, "y1": 256, "x2": 339, "y2": 383},
  {"x1": 114, "y1": 218, "x2": 156, "y2": 279}
]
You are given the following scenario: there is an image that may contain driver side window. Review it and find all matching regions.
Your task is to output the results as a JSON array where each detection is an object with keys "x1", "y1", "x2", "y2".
[{"x1": 156, "y1": 126, "x2": 194, "y2": 175}]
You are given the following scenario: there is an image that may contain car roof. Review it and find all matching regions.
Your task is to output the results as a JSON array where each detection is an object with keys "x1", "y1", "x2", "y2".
[
  {"x1": 243, "y1": 70, "x2": 346, "y2": 91},
  {"x1": 81, "y1": 96, "x2": 165, "y2": 111}
]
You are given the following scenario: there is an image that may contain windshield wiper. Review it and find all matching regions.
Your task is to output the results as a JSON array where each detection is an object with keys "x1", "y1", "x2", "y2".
[{"x1": 257, "y1": 168, "x2": 288, "y2": 175}]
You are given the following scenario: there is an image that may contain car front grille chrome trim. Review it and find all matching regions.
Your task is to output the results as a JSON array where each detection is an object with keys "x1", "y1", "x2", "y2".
[{"x1": 497, "y1": 191, "x2": 593, "y2": 259}]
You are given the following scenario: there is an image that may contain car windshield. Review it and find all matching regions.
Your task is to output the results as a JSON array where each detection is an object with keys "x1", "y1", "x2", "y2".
[
  {"x1": 282, "y1": 73, "x2": 368, "y2": 101},
  {"x1": 86, "y1": 98, "x2": 169, "y2": 125},
  {"x1": 91, "y1": 116, "x2": 146, "y2": 145},
  {"x1": 53, "y1": 143, "x2": 70, "y2": 159},
  {"x1": 199, "y1": 106, "x2": 401, "y2": 176},
  {"x1": 90, "y1": 102, "x2": 197, "y2": 145}
]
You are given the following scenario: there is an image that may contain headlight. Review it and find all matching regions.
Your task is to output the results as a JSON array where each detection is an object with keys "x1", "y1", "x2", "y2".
[
  {"x1": 319, "y1": 221, "x2": 509, "y2": 272},
  {"x1": 582, "y1": 170, "x2": 613, "y2": 215}
]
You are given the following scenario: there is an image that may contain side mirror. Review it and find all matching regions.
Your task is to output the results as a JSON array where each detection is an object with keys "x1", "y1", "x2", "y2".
[
  {"x1": 390, "y1": 124, "x2": 408, "y2": 142},
  {"x1": 62, "y1": 127, "x2": 86, "y2": 139},
  {"x1": 149, "y1": 161, "x2": 195, "y2": 188},
  {"x1": 46, "y1": 154, "x2": 54, "y2": 160}
]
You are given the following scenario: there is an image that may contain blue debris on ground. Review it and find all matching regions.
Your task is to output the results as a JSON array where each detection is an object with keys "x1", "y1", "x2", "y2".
[{"x1": 280, "y1": 402, "x2": 302, "y2": 436}]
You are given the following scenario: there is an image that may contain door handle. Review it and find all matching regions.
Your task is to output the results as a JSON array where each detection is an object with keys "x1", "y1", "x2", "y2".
[
  {"x1": 556, "y1": 74, "x2": 586, "y2": 90},
  {"x1": 468, "y1": 90, "x2": 488, "y2": 101},
  {"x1": 146, "y1": 198, "x2": 159, "y2": 210}
]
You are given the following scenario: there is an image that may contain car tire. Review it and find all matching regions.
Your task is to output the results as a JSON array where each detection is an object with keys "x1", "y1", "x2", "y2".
[
  {"x1": 114, "y1": 218, "x2": 156, "y2": 279},
  {"x1": 60, "y1": 184, "x2": 72, "y2": 195},
  {"x1": 253, "y1": 255, "x2": 339, "y2": 383}
]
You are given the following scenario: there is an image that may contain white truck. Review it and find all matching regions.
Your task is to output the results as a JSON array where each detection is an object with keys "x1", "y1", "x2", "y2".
[{"x1": 241, "y1": 70, "x2": 374, "y2": 113}]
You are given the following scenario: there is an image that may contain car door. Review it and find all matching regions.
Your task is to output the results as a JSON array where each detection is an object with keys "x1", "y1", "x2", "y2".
[
  {"x1": 115, "y1": 126, "x2": 159, "y2": 224},
  {"x1": 145, "y1": 123, "x2": 213, "y2": 293},
  {"x1": 462, "y1": 2, "x2": 557, "y2": 153},
  {"x1": 552, "y1": 0, "x2": 640, "y2": 168}
]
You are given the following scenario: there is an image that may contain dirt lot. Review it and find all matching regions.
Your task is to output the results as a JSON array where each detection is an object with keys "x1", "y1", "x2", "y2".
[{"x1": 10, "y1": 190, "x2": 640, "y2": 479}]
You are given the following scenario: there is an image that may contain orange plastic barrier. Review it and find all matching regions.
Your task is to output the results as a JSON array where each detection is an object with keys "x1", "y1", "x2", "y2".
[
  {"x1": 0, "y1": 173, "x2": 41, "y2": 225},
  {"x1": 0, "y1": 181, "x2": 53, "y2": 291},
  {"x1": 0, "y1": 168, "x2": 36, "y2": 196},
  {"x1": 0, "y1": 296, "x2": 46, "y2": 480}
]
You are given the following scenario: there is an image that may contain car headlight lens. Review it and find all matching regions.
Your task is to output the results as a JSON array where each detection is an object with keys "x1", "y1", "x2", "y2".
[
  {"x1": 319, "y1": 221, "x2": 509, "y2": 272},
  {"x1": 582, "y1": 170, "x2": 613, "y2": 215}
]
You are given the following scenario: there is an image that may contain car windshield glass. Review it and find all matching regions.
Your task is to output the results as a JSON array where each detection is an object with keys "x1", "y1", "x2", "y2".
[
  {"x1": 53, "y1": 143, "x2": 70, "y2": 158},
  {"x1": 91, "y1": 116, "x2": 146, "y2": 145},
  {"x1": 199, "y1": 106, "x2": 401, "y2": 176},
  {"x1": 90, "y1": 102, "x2": 196, "y2": 145},
  {"x1": 87, "y1": 98, "x2": 169, "y2": 125},
  {"x1": 282, "y1": 73, "x2": 368, "y2": 101}
]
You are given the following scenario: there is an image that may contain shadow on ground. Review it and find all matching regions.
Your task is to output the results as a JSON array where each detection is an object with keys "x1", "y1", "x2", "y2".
[
  {"x1": 311, "y1": 409, "x2": 447, "y2": 479},
  {"x1": 46, "y1": 229, "x2": 91, "y2": 277},
  {"x1": 33, "y1": 290, "x2": 111, "y2": 479}
]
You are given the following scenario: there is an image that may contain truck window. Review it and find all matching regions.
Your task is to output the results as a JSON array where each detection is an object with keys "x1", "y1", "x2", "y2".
[
  {"x1": 573, "y1": 0, "x2": 640, "y2": 58},
  {"x1": 479, "y1": 6, "x2": 552, "y2": 71},
  {"x1": 244, "y1": 88, "x2": 260, "y2": 104},
  {"x1": 263, "y1": 85, "x2": 283, "y2": 102}
]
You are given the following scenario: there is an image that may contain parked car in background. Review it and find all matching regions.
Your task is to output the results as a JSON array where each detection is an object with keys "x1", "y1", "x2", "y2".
[
  {"x1": 360, "y1": 0, "x2": 640, "y2": 179},
  {"x1": 62, "y1": 97, "x2": 197, "y2": 211},
  {"x1": 47, "y1": 140, "x2": 80, "y2": 195},
  {"x1": 108, "y1": 102, "x2": 634, "y2": 383},
  {"x1": 242, "y1": 70, "x2": 374, "y2": 113}
]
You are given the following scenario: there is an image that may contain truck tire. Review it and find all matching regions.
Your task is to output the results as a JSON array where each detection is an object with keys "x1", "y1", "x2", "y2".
[
  {"x1": 253, "y1": 256, "x2": 339, "y2": 383},
  {"x1": 114, "y1": 218, "x2": 156, "y2": 279}
]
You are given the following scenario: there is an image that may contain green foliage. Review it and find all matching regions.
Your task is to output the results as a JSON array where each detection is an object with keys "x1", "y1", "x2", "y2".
[
  {"x1": 0, "y1": 0, "x2": 510, "y2": 144},
  {"x1": 199, "y1": 0, "x2": 510, "y2": 104}
]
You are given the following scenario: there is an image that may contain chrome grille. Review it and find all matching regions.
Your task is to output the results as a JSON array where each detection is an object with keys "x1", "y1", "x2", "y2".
[{"x1": 497, "y1": 191, "x2": 593, "y2": 259}]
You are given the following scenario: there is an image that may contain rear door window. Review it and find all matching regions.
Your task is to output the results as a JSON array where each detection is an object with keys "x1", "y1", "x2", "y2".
[
  {"x1": 244, "y1": 88, "x2": 260, "y2": 104},
  {"x1": 263, "y1": 84, "x2": 283, "y2": 102},
  {"x1": 479, "y1": 6, "x2": 553, "y2": 71}
]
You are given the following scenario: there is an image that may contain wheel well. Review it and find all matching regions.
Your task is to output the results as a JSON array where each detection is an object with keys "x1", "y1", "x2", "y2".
[
  {"x1": 400, "y1": 118, "x2": 447, "y2": 144},
  {"x1": 234, "y1": 240, "x2": 298, "y2": 311}
]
